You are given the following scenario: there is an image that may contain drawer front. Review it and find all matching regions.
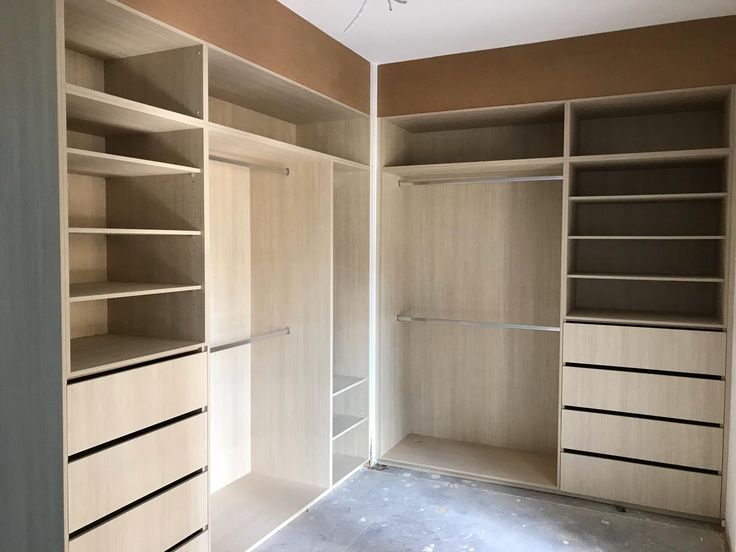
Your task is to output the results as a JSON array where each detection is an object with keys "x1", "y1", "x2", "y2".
[
  {"x1": 563, "y1": 323, "x2": 725, "y2": 376},
  {"x1": 562, "y1": 366, "x2": 724, "y2": 423},
  {"x1": 175, "y1": 532, "x2": 209, "y2": 552},
  {"x1": 560, "y1": 453, "x2": 721, "y2": 518},
  {"x1": 561, "y1": 410, "x2": 723, "y2": 471},
  {"x1": 68, "y1": 352, "x2": 207, "y2": 455},
  {"x1": 68, "y1": 413, "x2": 208, "y2": 532},
  {"x1": 69, "y1": 473, "x2": 208, "y2": 552}
]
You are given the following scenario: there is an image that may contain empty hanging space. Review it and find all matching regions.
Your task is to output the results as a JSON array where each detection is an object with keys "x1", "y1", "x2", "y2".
[
  {"x1": 379, "y1": 104, "x2": 563, "y2": 489},
  {"x1": 207, "y1": 157, "x2": 335, "y2": 552}
]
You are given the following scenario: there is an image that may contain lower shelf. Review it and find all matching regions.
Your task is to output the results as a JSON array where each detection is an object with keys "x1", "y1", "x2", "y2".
[
  {"x1": 381, "y1": 434, "x2": 557, "y2": 490},
  {"x1": 70, "y1": 334, "x2": 204, "y2": 378},
  {"x1": 210, "y1": 473, "x2": 326, "y2": 552},
  {"x1": 332, "y1": 454, "x2": 367, "y2": 485},
  {"x1": 566, "y1": 308, "x2": 723, "y2": 330},
  {"x1": 332, "y1": 414, "x2": 367, "y2": 440}
]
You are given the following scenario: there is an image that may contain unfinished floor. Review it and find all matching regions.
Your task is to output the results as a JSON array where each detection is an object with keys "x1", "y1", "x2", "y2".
[{"x1": 259, "y1": 467, "x2": 727, "y2": 552}]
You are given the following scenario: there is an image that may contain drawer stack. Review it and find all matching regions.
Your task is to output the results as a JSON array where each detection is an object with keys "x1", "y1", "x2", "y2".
[
  {"x1": 67, "y1": 353, "x2": 209, "y2": 551},
  {"x1": 560, "y1": 323, "x2": 726, "y2": 518}
]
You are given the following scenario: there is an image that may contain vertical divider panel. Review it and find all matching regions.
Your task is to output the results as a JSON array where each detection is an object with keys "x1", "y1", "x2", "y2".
[{"x1": 251, "y1": 160, "x2": 333, "y2": 489}]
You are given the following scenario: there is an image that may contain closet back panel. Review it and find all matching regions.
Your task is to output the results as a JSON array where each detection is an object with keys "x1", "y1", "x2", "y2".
[
  {"x1": 404, "y1": 181, "x2": 562, "y2": 325},
  {"x1": 208, "y1": 160, "x2": 252, "y2": 492},
  {"x1": 250, "y1": 161, "x2": 333, "y2": 488},
  {"x1": 408, "y1": 325, "x2": 559, "y2": 453}
]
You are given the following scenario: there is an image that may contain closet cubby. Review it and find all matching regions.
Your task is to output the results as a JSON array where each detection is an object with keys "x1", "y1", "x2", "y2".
[
  {"x1": 382, "y1": 102, "x2": 565, "y2": 167},
  {"x1": 571, "y1": 88, "x2": 730, "y2": 156},
  {"x1": 208, "y1": 48, "x2": 369, "y2": 167}
]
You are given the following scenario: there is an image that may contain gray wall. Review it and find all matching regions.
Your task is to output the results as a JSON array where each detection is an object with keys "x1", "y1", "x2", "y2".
[{"x1": 0, "y1": 0, "x2": 65, "y2": 549}]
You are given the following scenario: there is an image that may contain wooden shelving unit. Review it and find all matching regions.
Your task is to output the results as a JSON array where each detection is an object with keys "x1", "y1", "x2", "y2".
[
  {"x1": 66, "y1": 84, "x2": 204, "y2": 135},
  {"x1": 332, "y1": 454, "x2": 367, "y2": 485},
  {"x1": 332, "y1": 414, "x2": 367, "y2": 440},
  {"x1": 333, "y1": 375, "x2": 367, "y2": 397},
  {"x1": 566, "y1": 308, "x2": 724, "y2": 330},
  {"x1": 569, "y1": 235, "x2": 726, "y2": 240},
  {"x1": 567, "y1": 273, "x2": 724, "y2": 283},
  {"x1": 569, "y1": 192, "x2": 727, "y2": 203},
  {"x1": 69, "y1": 334, "x2": 204, "y2": 378},
  {"x1": 68, "y1": 227, "x2": 201, "y2": 236},
  {"x1": 69, "y1": 282, "x2": 201, "y2": 302},
  {"x1": 67, "y1": 148, "x2": 200, "y2": 178}
]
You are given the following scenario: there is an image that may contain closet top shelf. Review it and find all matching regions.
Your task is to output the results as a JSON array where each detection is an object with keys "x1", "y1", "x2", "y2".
[
  {"x1": 67, "y1": 148, "x2": 201, "y2": 178},
  {"x1": 383, "y1": 157, "x2": 564, "y2": 180},
  {"x1": 66, "y1": 84, "x2": 204, "y2": 135},
  {"x1": 208, "y1": 123, "x2": 369, "y2": 173},
  {"x1": 570, "y1": 148, "x2": 730, "y2": 168}
]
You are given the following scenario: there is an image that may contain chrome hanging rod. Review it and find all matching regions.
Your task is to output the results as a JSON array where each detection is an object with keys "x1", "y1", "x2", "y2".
[
  {"x1": 397, "y1": 315, "x2": 560, "y2": 333},
  {"x1": 210, "y1": 327, "x2": 291, "y2": 354},
  {"x1": 209, "y1": 155, "x2": 290, "y2": 176},
  {"x1": 398, "y1": 175, "x2": 563, "y2": 187}
]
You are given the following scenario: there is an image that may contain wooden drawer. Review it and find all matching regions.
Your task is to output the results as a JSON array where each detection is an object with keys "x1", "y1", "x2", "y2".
[
  {"x1": 563, "y1": 323, "x2": 725, "y2": 376},
  {"x1": 68, "y1": 413, "x2": 207, "y2": 532},
  {"x1": 69, "y1": 473, "x2": 208, "y2": 552},
  {"x1": 560, "y1": 453, "x2": 721, "y2": 518},
  {"x1": 562, "y1": 365, "x2": 724, "y2": 423},
  {"x1": 561, "y1": 410, "x2": 723, "y2": 471},
  {"x1": 175, "y1": 532, "x2": 209, "y2": 552},
  {"x1": 68, "y1": 352, "x2": 207, "y2": 455}
]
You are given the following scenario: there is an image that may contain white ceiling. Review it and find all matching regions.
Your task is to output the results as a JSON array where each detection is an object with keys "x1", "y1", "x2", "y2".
[{"x1": 277, "y1": 0, "x2": 736, "y2": 64}]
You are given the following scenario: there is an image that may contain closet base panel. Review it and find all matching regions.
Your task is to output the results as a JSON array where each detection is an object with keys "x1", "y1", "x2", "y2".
[
  {"x1": 210, "y1": 472, "x2": 328, "y2": 552},
  {"x1": 332, "y1": 454, "x2": 368, "y2": 486},
  {"x1": 380, "y1": 434, "x2": 557, "y2": 490}
]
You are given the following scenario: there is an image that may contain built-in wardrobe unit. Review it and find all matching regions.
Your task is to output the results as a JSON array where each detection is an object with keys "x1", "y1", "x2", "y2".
[
  {"x1": 32, "y1": 0, "x2": 371, "y2": 551},
  {"x1": 378, "y1": 87, "x2": 736, "y2": 519}
]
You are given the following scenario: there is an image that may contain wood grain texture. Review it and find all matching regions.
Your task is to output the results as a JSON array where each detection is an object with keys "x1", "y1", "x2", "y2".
[
  {"x1": 379, "y1": 17, "x2": 736, "y2": 116},
  {"x1": 67, "y1": 353, "x2": 207, "y2": 454},
  {"x1": 560, "y1": 453, "x2": 722, "y2": 518},
  {"x1": 250, "y1": 161, "x2": 333, "y2": 488},
  {"x1": 68, "y1": 473, "x2": 208, "y2": 552},
  {"x1": 68, "y1": 414, "x2": 207, "y2": 531},
  {"x1": 209, "y1": 96, "x2": 296, "y2": 145},
  {"x1": 562, "y1": 366, "x2": 725, "y2": 424},
  {"x1": 118, "y1": 0, "x2": 370, "y2": 113},
  {"x1": 563, "y1": 323, "x2": 726, "y2": 376},
  {"x1": 561, "y1": 410, "x2": 723, "y2": 471},
  {"x1": 174, "y1": 533, "x2": 209, "y2": 552},
  {"x1": 0, "y1": 0, "x2": 66, "y2": 549}
]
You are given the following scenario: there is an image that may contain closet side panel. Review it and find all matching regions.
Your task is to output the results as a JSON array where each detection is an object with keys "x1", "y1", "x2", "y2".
[
  {"x1": 251, "y1": 161, "x2": 333, "y2": 488},
  {"x1": 0, "y1": 0, "x2": 66, "y2": 549},
  {"x1": 208, "y1": 160, "x2": 252, "y2": 492}
]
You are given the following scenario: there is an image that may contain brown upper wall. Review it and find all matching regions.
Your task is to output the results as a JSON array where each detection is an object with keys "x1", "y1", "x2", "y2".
[
  {"x1": 119, "y1": 0, "x2": 371, "y2": 114},
  {"x1": 379, "y1": 16, "x2": 736, "y2": 117}
]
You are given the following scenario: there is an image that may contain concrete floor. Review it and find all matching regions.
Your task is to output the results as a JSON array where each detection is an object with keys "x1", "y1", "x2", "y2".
[{"x1": 259, "y1": 466, "x2": 727, "y2": 552}]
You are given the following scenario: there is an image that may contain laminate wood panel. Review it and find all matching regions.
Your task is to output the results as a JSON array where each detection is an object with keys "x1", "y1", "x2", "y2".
[
  {"x1": 562, "y1": 366, "x2": 725, "y2": 424},
  {"x1": 563, "y1": 323, "x2": 726, "y2": 376},
  {"x1": 409, "y1": 324, "x2": 560, "y2": 453},
  {"x1": 70, "y1": 301, "x2": 108, "y2": 340},
  {"x1": 68, "y1": 473, "x2": 208, "y2": 552},
  {"x1": 67, "y1": 174, "x2": 106, "y2": 229},
  {"x1": 68, "y1": 414, "x2": 207, "y2": 532},
  {"x1": 67, "y1": 353, "x2": 207, "y2": 455},
  {"x1": 65, "y1": 48, "x2": 104, "y2": 90},
  {"x1": 70, "y1": 281, "x2": 200, "y2": 302},
  {"x1": 0, "y1": 0, "x2": 66, "y2": 548},
  {"x1": 405, "y1": 180, "x2": 562, "y2": 326},
  {"x1": 560, "y1": 453, "x2": 722, "y2": 518},
  {"x1": 209, "y1": 96, "x2": 296, "y2": 145},
  {"x1": 297, "y1": 117, "x2": 370, "y2": 165},
  {"x1": 382, "y1": 434, "x2": 557, "y2": 489},
  {"x1": 175, "y1": 533, "x2": 208, "y2": 552},
  {"x1": 250, "y1": 161, "x2": 333, "y2": 488},
  {"x1": 561, "y1": 410, "x2": 723, "y2": 471}
]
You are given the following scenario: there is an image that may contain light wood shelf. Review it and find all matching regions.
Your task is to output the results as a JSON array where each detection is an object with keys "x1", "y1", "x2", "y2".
[
  {"x1": 67, "y1": 148, "x2": 200, "y2": 178},
  {"x1": 381, "y1": 434, "x2": 557, "y2": 490},
  {"x1": 568, "y1": 273, "x2": 723, "y2": 283},
  {"x1": 69, "y1": 282, "x2": 201, "y2": 302},
  {"x1": 68, "y1": 227, "x2": 201, "y2": 236},
  {"x1": 66, "y1": 84, "x2": 204, "y2": 135},
  {"x1": 69, "y1": 334, "x2": 205, "y2": 378},
  {"x1": 332, "y1": 414, "x2": 367, "y2": 440},
  {"x1": 383, "y1": 157, "x2": 564, "y2": 180},
  {"x1": 566, "y1": 308, "x2": 724, "y2": 330},
  {"x1": 210, "y1": 473, "x2": 326, "y2": 552},
  {"x1": 570, "y1": 148, "x2": 730, "y2": 168},
  {"x1": 332, "y1": 454, "x2": 367, "y2": 485},
  {"x1": 333, "y1": 375, "x2": 367, "y2": 397},
  {"x1": 208, "y1": 123, "x2": 368, "y2": 173},
  {"x1": 570, "y1": 192, "x2": 727, "y2": 203},
  {"x1": 569, "y1": 235, "x2": 726, "y2": 241}
]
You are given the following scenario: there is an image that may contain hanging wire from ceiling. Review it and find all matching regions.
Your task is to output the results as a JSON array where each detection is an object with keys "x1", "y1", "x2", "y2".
[{"x1": 344, "y1": 0, "x2": 408, "y2": 32}]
